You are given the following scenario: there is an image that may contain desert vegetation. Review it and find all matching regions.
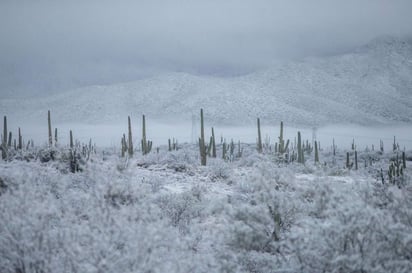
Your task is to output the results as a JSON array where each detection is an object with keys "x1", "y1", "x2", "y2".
[{"x1": 0, "y1": 110, "x2": 411, "y2": 273}]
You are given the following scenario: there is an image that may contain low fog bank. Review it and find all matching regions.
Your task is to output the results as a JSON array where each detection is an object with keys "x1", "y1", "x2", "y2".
[{"x1": 7, "y1": 120, "x2": 412, "y2": 151}]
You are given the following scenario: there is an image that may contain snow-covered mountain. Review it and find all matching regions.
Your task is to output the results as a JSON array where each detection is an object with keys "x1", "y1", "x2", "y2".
[{"x1": 2, "y1": 36, "x2": 412, "y2": 127}]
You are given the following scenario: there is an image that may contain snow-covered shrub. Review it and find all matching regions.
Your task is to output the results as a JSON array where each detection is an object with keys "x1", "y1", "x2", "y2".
[
  {"x1": 227, "y1": 203, "x2": 279, "y2": 253},
  {"x1": 157, "y1": 188, "x2": 205, "y2": 233},
  {"x1": 289, "y1": 178, "x2": 412, "y2": 273},
  {"x1": 207, "y1": 158, "x2": 232, "y2": 181}
]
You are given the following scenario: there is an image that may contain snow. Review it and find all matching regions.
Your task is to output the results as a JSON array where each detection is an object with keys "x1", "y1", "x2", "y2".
[
  {"x1": 1, "y1": 36, "x2": 412, "y2": 127},
  {"x1": 1, "y1": 141, "x2": 411, "y2": 272},
  {"x1": 1, "y1": 35, "x2": 412, "y2": 273}
]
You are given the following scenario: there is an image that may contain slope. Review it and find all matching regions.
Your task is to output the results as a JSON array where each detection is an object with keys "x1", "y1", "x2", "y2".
[{"x1": 1, "y1": 36, "x2": 411, "y2": 127}]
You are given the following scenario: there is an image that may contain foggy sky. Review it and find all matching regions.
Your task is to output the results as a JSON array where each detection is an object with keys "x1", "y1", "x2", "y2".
[{"x1": 1, "y1": 0, "x2": 412, "y2": 97}]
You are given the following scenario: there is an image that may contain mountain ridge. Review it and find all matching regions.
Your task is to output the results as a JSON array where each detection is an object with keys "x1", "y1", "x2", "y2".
[{"x1": 1, "y1": 36, "x2": 411, "y2": 127}]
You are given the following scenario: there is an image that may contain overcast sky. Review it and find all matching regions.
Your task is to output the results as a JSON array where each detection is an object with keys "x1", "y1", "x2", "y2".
[{"x1": 1, "y1": 0, "x2": 412, "y2": 97}]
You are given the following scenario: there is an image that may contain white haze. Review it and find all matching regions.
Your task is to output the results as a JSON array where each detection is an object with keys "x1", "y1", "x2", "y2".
[{"x1": 1, "y1": 0, "x2": 412, "y2": 97}]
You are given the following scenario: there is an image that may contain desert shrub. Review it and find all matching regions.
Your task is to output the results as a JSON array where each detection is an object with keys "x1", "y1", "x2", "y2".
[
  {"x1": 157, "y1": 189, "x2": 204, "y2": 233},
  {"x1": 207, "y1": 158, "x2": 232, "y2": 181},
  {"x1": 289, "y1": 178, "x2": 412, "y2": 273}
]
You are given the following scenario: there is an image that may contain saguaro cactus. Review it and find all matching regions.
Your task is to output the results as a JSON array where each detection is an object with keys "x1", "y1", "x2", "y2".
[
  {"x1": 2, "y1": 116, "x2": 7, "y2": 159},
  {"x1": 128, "y1": 116, "x2": 133, "y2": 157},
  {"x1": 48, "y1": 110, "x2": 52, "y2": 146},
  {"x1": 199, "y1": 109, "x2": 207, "y2": 166},
  {"x1": 237, "y1": 140, "x2": 243, "y2": 158},
  {"x1": 18, "y1": 128, "x2": 22, "y2": 150},
  {"x1": 278, "y1": 121, "x2": 290, "y2": 156},
  {"x1": 257, "y1": 118, "x2": 262, "y2": 153},
  {"x1": 222, "y1": 141, "x2": 228, "y2": 160},
  {"x1": 69, "y1": 130, "x2": 74, "y2": 149},
  {"x1": 141, "y1": 114, "x2": 152, "y2": 155},
  {"x1": 314, "y1": 141, "x2": 319, "y2": 163},
  {"x1": 355, "y1": 150, "x2": 358, "y2": 170},
  {"x1": 7, "y1": 132, "x2": 12, "y2": 147},
  {"x1": 211, "y1": 127, "x2": 216, "y2": 158},
  {"x1": 3, "y1": 116, "x2": 7, "y2": 147},
  {"x1": 393, "y1": 136, "x2": 397, "y2": 152},
  {"x1": 278, "y1": 121, "x2": 285, "y2": 154},
  {"x1": 121, "y1": 134, "x2": 127, "y2": 157},
  {"x1": 297, "y1": 131, "x2": 304, "y2": 164},
  {"x1": 55, "y1": 128, "x2": 58, "y2": 147},
  {"x1": 142, "y1": 114, "x2": 147, "y2": 154},
  {"x1": 346, "y1": 152, "x2": 354, "y2": 169}
]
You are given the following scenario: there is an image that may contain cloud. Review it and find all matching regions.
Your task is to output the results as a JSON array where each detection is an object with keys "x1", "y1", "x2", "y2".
[{"x1": 1, "y1": 0, "x2": 412, "y2": 96}]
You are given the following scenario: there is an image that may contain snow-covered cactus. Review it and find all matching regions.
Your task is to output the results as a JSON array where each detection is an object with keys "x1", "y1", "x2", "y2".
[
  {"x1": 18, "y1": 128, "x2": 22, "y2": 150},
  {"x1": 257, "y1": 118, "x2": 262, "y2": 153},
  {"x1": 1, "y1": 116, "x2": 7, "y2": 159},
  {"x1": 128, "y1": 116, "x2": 133, "y2": 157},
  {"x1": 393, "y1": 136, "x2": 397, "y2": 152},
  {"x1": 297, "y1": 131, "x2": 304, "y2": 164},
  {"x1": 229, "y1": 139, "x2": 235, "y2": 161},
  {"x1": 346, "y1": 152, "x2": 354, "y2": 169},
  {"x1": 222, "y1": 141, "x2": 227, "y2": 160},
  {"x1": 237, "y1": 140, "x2": 243, "y2": 158},
  {"x1": 7, "y1": 131, "x2": 11, "y2": 148},
  {"x1": 54, "y1": 128, "x2": 58, "y2": 147},
  {"x1": 207, "y1": 136, "x2": 212, "y2": 156},
  {"x1": 141, "y1": 114, "x2": 152, "y2": 155},
  {"x1": 355, "y1": 150, "x2": 358, "y2": 170},
  {"x1": 121, "y1": 134, "x2": 127, "y2": 157},
  {"x1": 314, "y1": 141, "x2": 319, "y2": 163},
  {"x1": 199, "y1": 109, "x2": 207, "y2": 166},
  {"x1": 278, "y1": 121, "x2": 286, "y2": 154},
  {"x1": 211, "y1": 127, "x2": 216, "y2": 158},
  {"x1": 70, "y1": 130, "x2": 74, "y2": 149},
  {"x1": 48, "y1": 110, "x2": 52, "y2": 146}
]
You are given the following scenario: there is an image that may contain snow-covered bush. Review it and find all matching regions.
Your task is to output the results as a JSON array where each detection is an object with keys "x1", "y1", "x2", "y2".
[{"x1": 0, "y1": 144, "x2": 411, "y2": 272}]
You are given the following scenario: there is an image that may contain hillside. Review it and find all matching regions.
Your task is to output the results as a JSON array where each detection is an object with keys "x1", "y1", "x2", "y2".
[{"x1": 1, "y1": 36, "x2": 411, "y2": 127}]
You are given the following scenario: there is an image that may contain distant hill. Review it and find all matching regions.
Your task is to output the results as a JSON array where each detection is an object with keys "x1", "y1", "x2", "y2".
[{"x1": 1, "y1": 36, "x2": 411, "y2": 127}]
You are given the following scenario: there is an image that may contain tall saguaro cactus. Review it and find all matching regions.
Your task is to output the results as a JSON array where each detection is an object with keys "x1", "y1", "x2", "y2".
[
  {"x1": 199, "y1": 109, "x2": 207, "y2": 166},
  {"x1": 3, "y1": 116, "x2": 7, "y2": 147},
  {"x1": 48, "y1": 110, "x2": 52, "y2": 146},
  {"x1": 297, "y1": 131, "x2": 304, "y2": 164},
  {"x1": 314, "y1": 141, "x2": 319, "y2": 163},
  {"x1": 355, "y1": 150, "x2": 358, "y2": 170},
  {"x1": 128, "y1": 116, "x2": 133, "y2": 157},
  {"x1": 69, "y1": 130, "x2": 74, "y2": 149},
  {"x1": 121, "y1": 134, "x2": 127, "y2": 157},
  {"x1": 2, "y1": 116, "x2": 7, "y2": 159},
  {"x1": 18, "y1": 128, "x2": 22, "y2": 150},
  {"x1": 7, "y1": 132, "x2": 12, "y2": 147},
  {"x1": 277, "y1": 121, "x2": 289, "y2": 155},
  {"x1": 141, "y1": 114, "x2": 152, "y2": 155},
  {"x1": 142, "y1": 114, "x2": 147, "y2": 154},
  {"x1": 257, "y1": 118, "x2": 262, "y2": 153},
  {"x1": 278, "y1": 121, "x2": 284, "y2": 153},
  {"x1": 55, "y1": 128, "x2": 58, "y2": 147},
  {"x1": 211, "y1": 127, "x2": 216, "y2": 158}
]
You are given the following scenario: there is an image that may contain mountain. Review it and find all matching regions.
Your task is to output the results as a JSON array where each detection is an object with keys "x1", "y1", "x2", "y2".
[{"x1": 1, "y1": 36, "x2": 412, "y2": 127}]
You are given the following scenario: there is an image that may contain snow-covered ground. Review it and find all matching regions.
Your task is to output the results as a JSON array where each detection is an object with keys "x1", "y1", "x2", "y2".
[
  {"x1": 1, "y1": 142, "x2": 411, "y2": 272},
  {"x1": 1, "y1": 35, "x2": 412, "y2": 273}
]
